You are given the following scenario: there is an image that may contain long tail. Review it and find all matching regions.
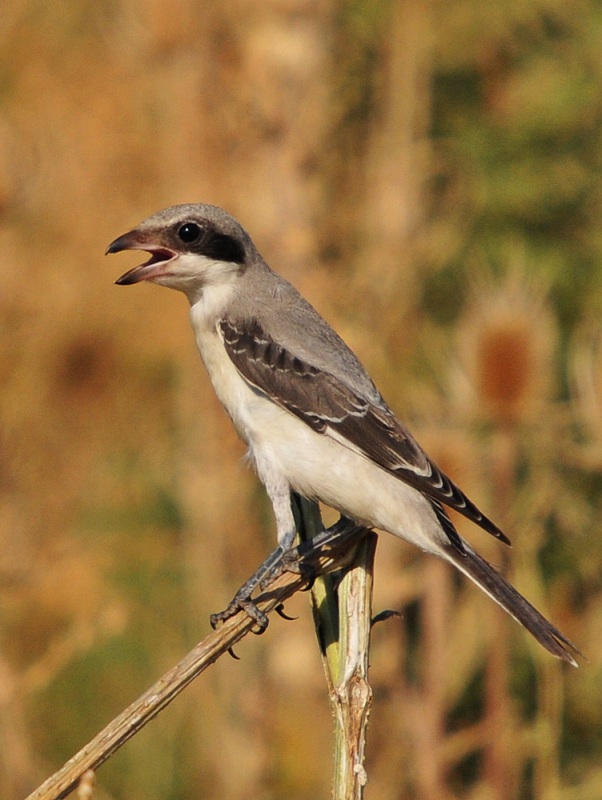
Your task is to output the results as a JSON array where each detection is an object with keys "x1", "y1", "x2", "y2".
[{"x1": 443, "y1": 542, "x2": 580, "y2": 666}]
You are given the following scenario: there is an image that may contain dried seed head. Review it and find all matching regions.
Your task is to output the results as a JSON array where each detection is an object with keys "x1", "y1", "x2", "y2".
[{"x1": 452, "y1": 269, "x2": 557, "y2": 426}]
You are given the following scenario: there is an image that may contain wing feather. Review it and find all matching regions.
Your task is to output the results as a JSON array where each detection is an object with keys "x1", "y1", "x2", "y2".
[{"x1": 220, "y1": 318, "x2": 510, "y2": 545}]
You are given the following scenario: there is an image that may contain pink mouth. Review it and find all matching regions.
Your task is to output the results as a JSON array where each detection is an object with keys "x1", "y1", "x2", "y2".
[{"x1": 113, "y1": 247, "x2": 177, "y2": 285}]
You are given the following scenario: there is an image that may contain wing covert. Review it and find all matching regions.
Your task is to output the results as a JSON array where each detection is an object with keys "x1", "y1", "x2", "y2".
[{"x1": 219, "y1": 318, "x2": 509, "y2": 545}]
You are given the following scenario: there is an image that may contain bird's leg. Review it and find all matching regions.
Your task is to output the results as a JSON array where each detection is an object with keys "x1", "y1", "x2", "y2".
[
  {"x1": 210, "y1": 480, "x2": 367, "y2": 631},
  {"x1": 210, "y1": 533, "x2": 296, "y2": 631},
  {"x1": 209, "y1": 518, "x2": 370, "y2": 631},
  {"x1": 210, "y1": 478, "x2": 302, "y2": 630}
]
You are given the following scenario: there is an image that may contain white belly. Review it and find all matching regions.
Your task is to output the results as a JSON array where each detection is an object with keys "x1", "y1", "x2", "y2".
[
  {"x1": 252, "y1": 405, "x2": 448, "y2": 555},
  {"x1": 193, "y1": 320, "x2": 447, "y2": 555}
]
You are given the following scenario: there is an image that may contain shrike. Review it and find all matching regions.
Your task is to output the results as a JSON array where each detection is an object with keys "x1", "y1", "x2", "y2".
[{"x1": 108, "y1": 203, "x2": 579, "y2": 665}]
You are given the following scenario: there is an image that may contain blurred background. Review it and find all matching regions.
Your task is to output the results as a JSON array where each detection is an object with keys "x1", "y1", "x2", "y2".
[{"x1": 1, "y1": 1, "x2": 601, "y2": 798}]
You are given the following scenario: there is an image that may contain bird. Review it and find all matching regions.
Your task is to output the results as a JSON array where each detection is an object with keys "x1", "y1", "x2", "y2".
[{"x1": 107, "y1": 203, "x2": 579, "y2": 665}]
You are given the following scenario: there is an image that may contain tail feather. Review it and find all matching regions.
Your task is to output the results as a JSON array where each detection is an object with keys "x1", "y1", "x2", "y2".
[{"x1": 444, "y1": 543, "x2": 581, "y2": 667}]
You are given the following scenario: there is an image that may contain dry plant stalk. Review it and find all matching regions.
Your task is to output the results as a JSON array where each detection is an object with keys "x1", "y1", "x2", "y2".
[
  {"x1": 295, "y1": 498, "x2": 376, "y2": 800},
  {"x1": 329, "y1": 535, "x2": 377, "y2": 799},
  {"x1": 25, "y1": 521, "x2": 368, "y2": 800}
]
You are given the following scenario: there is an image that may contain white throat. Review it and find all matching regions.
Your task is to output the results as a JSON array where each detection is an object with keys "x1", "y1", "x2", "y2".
[
  {"x1": 152, "y1": 252, "x2": 241, "y2": 317},
  {"x1": 188, "y1": 262, "x2": 240, "y2": 328}
]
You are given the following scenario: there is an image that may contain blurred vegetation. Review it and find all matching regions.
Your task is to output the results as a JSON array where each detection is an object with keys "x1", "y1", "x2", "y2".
[{"x1": 0, "y1": 1, "x2": 601, "y2": 798}]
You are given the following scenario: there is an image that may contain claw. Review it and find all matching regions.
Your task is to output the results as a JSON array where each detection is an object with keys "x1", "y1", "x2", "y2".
[
  {"x1": 275, "y1": 603, "x2": 298, "y2": 621},
  {"x1": 300, "y1": 570, "x2": 316, "y2": 592},
  {"x1": 292, "y1": 558, "x2": 317, "y2": 592},
  {"x1": 210, "y1": 607, "x2": 235, "y2": 629}
]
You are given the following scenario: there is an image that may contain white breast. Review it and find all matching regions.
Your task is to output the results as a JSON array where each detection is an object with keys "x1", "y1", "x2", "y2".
[
  {"x1": 189, "y1": 287, "x2": 285, "y2": 446},
  {"x1": 189, "y1": 289, "x2": 448, "y2": 557}
]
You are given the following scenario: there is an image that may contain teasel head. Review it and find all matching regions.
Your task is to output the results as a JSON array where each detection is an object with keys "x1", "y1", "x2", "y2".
[{"x1": 451, "y1": 267, "x2": 558, "y2": 427}]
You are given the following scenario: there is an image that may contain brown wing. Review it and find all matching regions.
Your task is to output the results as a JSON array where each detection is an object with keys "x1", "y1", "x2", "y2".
[{"x1": 220, "y1": 318, "x2": 510, "y2": 546}]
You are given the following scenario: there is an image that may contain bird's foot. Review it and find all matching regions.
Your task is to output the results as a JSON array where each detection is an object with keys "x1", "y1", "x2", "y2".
[
  {"x1": 210, "y1": 595, "x2": 269, "y2": 632},
  {"x1": 210, "y1": 543, "x2": 294, "y2": 632},
  {"x1": 210, "y1": 518, "x2": 370, "y2": 632}
]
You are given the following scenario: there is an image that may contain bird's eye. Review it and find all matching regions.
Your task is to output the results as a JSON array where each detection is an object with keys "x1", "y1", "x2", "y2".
[{"x1": 178, "y1": 222, "x2": 202, "y2": 243}]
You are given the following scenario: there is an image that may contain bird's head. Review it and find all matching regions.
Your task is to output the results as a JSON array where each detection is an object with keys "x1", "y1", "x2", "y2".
[{"x1": 107, "y1": 204, "x2": 252, "y2": 301}]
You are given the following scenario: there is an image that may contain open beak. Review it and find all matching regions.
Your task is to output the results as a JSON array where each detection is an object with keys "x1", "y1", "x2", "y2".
[{"x1": 106, "y1": 230, "x2": 178, "y2": 285}]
